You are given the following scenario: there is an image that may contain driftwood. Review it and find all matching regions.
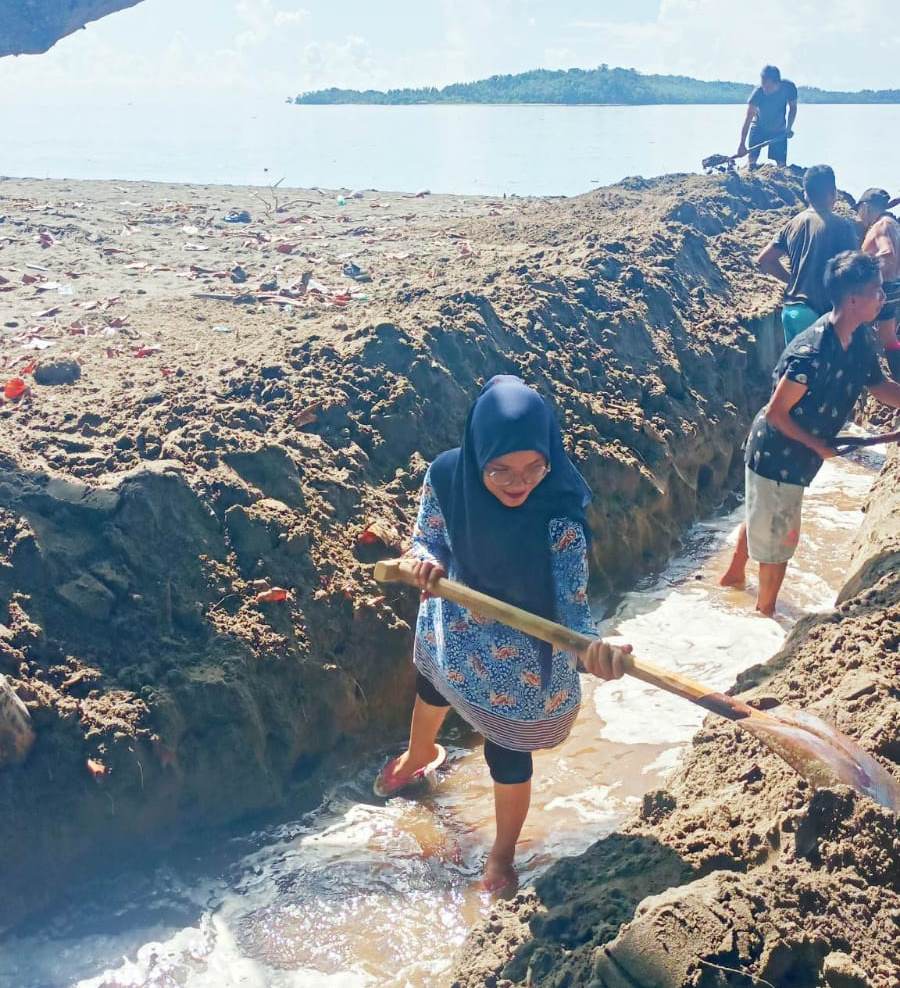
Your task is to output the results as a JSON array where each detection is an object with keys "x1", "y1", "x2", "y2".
[
  {"x1": 0, "y1": 675, "x2": 35, "y2": 766},
  {"x1": 191, "y1": 292, "x2": 305, "y2": 305}
]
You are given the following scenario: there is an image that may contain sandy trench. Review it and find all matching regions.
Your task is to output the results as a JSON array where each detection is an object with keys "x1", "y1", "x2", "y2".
[{"x1": 0, "y1": 169, "x2": 895, "y2": 985}]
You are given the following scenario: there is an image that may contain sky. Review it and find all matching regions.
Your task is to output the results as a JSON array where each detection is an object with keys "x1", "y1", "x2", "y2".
[{"x1": 1, "y1": 0, "x2": 899, "y2": 105}]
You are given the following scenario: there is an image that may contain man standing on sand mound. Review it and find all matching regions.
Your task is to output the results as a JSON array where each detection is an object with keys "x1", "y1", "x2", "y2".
[
  {"x1": 737, "y1": 65, "x2": 798, "y2": 169},
  {"x1": 720, "y1": 251, "x2": 900, "y2": 616}
]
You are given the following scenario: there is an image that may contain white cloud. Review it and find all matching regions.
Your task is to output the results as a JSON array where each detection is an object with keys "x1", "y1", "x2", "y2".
[
  {"x1": 295, "y1": 35, "x2": 376, "y2": 92},
  {"x1": 565, "y1": 0, "x2": 900, "y2": 90},
  {"x1": 235, "y1": 1, "x2": 309, "y2": 50},
  {"x1": 0, "y1": 0, "x2": 896, "y2": 104}
]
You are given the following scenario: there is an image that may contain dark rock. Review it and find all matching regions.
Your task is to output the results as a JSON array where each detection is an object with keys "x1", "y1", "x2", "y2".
[
  {"x1": 34, "y1": 359, "x2": 81, "y2": 386},
  {"x1": 56, "y1": 573, "x2": 116, "y2": 620}
]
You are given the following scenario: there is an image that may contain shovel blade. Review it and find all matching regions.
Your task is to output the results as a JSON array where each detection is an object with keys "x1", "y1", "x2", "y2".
[
  {"x1": 740, "y1": 706, "x2": 900, "y2": 812},
  {"x1": 701, "y1": 153, "x2": 731, "y2": 170}
]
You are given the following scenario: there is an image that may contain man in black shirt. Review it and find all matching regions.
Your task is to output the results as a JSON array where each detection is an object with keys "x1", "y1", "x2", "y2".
[
  {"x1": 757, "y1": 165, "x2": 859, "y2": 344},
  {"x1": 720, "y1": 251, "x2": 900, "y2": 615},
  {"x1": 738, "y1": 65, "x2": 798, "y2": 168}
]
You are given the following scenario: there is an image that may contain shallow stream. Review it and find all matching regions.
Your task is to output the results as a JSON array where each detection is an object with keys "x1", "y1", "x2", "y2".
[{"x1": 0, "y1": 445, "x2": 884, "y2": 988}]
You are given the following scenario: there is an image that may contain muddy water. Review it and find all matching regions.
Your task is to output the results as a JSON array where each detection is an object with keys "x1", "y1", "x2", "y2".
[{"x1": 0, "y1": 448, "x2": 883, "y2": 988}]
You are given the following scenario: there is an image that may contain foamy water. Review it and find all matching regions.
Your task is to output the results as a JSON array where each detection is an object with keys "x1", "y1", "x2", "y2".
[{"x1": 0, "y1": 447, "x2": 881, "y2": 988}]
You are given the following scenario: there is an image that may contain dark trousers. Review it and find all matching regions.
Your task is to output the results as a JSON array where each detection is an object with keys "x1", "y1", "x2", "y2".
[
  {"x1": 748, "y1": 123, "x2": 788, "y2": 163},
  {"x1": 415, "y1": 672, "x2": 533, "y2": 784}
]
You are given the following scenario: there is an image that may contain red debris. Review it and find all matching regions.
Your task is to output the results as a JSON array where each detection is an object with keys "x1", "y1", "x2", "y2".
[
  {"x1": 255, "y1": 587, "x2": 289, "y2": 603},
  {"x1": 4, "y1": 378, "x2": 28, "y2": 400},
  {"x1": 86, "y1": 758, "x2": 108, "y2": 779}
]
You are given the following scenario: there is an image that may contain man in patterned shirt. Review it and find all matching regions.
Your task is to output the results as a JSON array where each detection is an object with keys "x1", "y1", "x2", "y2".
[{"x1": 720, "y1": 251, "x2": 900, "y2": 615}]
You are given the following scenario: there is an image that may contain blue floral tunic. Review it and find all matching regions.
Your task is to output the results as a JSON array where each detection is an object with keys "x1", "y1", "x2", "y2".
[{"x1": 408, "y1": 467, "x2": 597, "y2": 752}]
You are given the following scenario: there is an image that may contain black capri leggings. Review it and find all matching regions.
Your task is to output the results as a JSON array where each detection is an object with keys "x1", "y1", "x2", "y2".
[{"x1": 416, "y1": 672, "x2": 533, "y2": 785}]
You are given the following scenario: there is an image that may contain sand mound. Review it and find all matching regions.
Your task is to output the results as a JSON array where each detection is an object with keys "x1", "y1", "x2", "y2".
[{"x1": 0, "y1": 170, "x2": 799, "y2": 929}]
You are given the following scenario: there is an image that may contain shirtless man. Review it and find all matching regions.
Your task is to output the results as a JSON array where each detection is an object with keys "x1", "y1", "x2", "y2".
[{"x1": 858, "y1": 187, "x2": 900, "y2": 379}]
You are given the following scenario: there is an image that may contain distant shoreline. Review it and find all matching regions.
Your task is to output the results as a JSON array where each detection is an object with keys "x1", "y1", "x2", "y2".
[
  {"x1": 292, "y1": 65, "x2": 900, "y2": 108},
  {"x1": 289, "y1": 100, "x2": 900, "y2": 108}
]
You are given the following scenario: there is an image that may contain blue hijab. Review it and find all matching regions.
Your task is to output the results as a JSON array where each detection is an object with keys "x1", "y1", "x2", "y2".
[{"x1": 429, "y1": 376, "x2": 592, "y2": 689}]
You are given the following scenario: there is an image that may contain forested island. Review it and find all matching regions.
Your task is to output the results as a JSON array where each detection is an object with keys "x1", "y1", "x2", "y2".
[{"x1": 291, "y1": 65, "x2": 900, "y2": 106}]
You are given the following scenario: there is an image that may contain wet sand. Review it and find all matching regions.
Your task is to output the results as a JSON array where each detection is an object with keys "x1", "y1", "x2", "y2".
[{"x1": 0, "y1": 451, "x2": 882, "y2": 987}]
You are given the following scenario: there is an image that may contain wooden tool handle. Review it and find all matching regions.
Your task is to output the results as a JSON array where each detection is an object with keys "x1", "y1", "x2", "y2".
[
  {"x1": 374, "y1": 558, "x2": 756, "y2": 721},
  {"x1": 834, "y1": 429, "x2": 900, "y2": 452}
]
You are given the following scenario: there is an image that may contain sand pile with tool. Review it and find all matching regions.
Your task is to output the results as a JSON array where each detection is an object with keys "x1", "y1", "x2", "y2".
[{"x1": 0, "y1": 170, "x2": 805, "y2": 929}]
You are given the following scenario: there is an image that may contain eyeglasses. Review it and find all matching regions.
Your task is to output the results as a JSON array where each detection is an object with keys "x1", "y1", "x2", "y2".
[{"x1": 485, "y1": 463, "x2": 550, "y2": 488}]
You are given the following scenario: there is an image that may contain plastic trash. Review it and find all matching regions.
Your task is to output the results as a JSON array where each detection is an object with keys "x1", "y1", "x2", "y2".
[
  {"x1": 4, "y1": 378, "x2": 27, "y2": 400},
  {"x1": 336, "y1": 195, "x2": 347, "y2": 207},
  {"x1": 230, "y1": 265, "x2": 248, "y2": 284},
  {"x1": 224, "y1": 210, "x2": 251, "y2": 223},
  {"x1": 85, "y1": 758, "x2": 108, "y2": 779},
  {"x1": 255, "y1": 587, "x2": 289, "y2": 603},
  {"x1": 342, "y1": 262, "x2": 371, "y2": 283}
]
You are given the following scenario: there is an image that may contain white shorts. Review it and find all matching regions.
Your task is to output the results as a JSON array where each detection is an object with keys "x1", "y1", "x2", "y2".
[{"x1": 745, "y1": 467, "x2": 804, "y2": 564}]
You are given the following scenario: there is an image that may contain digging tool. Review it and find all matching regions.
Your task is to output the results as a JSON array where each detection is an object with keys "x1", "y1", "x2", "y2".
[
  {"x1": 374, "y1": 558, "x2": 900, "y2": 812},
  {"x1": 702, "y1": 131, "x2": 791, "y2": 173},
  {"x1": 833, "y1": 429, "x2": 900, "y2": 454}
]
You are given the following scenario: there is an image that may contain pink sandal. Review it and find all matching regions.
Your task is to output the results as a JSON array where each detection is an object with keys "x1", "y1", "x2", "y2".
[{"x1": 373, "y1": 745, "x2": 447, "y2": 798}]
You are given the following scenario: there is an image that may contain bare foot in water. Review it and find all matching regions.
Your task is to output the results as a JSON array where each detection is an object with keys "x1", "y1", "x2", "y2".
[
  {"x1": 719, "y1": 564, "x2": 746, "y2": 588},
  {"x1": 720, "y1": 524, "x2": 749, "y2": 588},
  {"x1": 390, "y1": 744, "x2": 440, "y2": 779},
  {"x1": 481, "y1": 850, "x2": 518, "y2": 894}
]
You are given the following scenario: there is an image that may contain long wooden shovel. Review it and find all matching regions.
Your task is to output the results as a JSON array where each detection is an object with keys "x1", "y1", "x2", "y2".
[{"x1": 374, "y1": 558, "x2": 900, "y2": 812}]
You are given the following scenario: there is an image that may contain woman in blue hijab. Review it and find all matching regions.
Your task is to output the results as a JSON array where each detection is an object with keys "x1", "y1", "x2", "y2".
[{"x1": 374, "y1": 376, "x2": 632, "y2": 893}]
